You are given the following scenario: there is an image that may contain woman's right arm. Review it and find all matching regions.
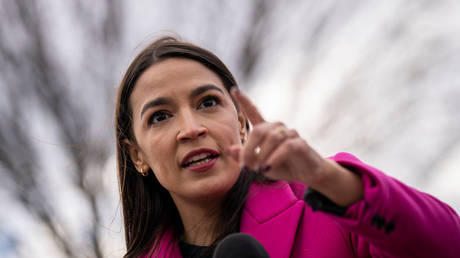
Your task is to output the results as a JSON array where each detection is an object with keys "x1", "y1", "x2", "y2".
[{"x1": 323, "y1": 152, "x2": 460, "y2": 257}]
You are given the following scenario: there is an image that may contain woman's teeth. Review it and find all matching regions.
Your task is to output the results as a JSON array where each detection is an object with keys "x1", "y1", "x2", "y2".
[
  {"x1": 188, "y1": 153, "x2": 210, "y2": 163},
  {"x1": 188, "y1": 157, "x2": 213, "y2": 166}
]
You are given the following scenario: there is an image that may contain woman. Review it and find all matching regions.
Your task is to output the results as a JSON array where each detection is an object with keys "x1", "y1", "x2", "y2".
[{"x1": 115, "y1": 36, "x2": 460, "y2": 257}]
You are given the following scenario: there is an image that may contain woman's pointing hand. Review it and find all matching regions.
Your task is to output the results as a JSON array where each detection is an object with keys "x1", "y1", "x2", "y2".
[
  {"x1": 229, "y1": 87, "x2": 326, "y2": 185},
  {"x1": 228, "y1": 87, "x2": 364, "y2": 207}
]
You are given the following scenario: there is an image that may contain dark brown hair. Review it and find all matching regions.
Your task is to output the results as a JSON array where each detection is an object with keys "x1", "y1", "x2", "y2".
[{"x1": 114, "y1": 36, "x2": 261, "y2": 257}]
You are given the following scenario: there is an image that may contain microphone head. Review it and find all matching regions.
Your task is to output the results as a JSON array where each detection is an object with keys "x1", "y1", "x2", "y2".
[{"x1": 213, "y1": 233, "x2": 269, "y2": 258}]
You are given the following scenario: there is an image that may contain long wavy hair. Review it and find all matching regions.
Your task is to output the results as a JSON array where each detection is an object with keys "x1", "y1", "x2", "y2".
[{"x1": 114, "y1": 36, "x2": 262, "y2": 257}]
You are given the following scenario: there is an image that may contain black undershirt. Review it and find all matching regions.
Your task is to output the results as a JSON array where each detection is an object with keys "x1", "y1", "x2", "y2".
[{"x1": 178, "y1": 241, "x2": 212, "y2": 258}]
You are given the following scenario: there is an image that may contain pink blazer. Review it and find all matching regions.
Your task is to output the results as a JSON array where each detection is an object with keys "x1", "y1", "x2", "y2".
[{"x1": 144, "y1": 152, "x2": 460, "y2": 257}]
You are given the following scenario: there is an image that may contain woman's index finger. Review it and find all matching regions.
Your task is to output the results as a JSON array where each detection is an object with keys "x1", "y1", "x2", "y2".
[{"x1": 231, "y1": 88, "x2": 265, "y2": 125}]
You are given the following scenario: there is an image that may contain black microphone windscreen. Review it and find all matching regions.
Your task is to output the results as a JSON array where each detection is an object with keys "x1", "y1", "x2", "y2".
[{"x1": 213, "y1": 233, "x2": 269, "y2": 258}]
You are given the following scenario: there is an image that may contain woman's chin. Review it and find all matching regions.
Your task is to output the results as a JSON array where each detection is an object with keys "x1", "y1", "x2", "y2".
[{"x1": 187, "y1": 177, "x2": 237, "y2": 202}]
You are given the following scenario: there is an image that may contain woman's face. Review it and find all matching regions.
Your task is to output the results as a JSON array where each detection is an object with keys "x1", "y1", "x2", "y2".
[{"x1": 127, "y1": 58, "x2": 246, "y2": 204}]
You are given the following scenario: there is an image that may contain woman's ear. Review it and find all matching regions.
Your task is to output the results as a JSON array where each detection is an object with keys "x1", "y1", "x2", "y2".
[
  {"x1": 123, "y1": 139, "x2": 149, "y2": 173},
  {"x1": 237, "y1": 113, "x2": 248, "y2": 144}
]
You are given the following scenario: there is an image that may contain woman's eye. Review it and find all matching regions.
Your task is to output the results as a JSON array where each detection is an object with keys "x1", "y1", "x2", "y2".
[
  {"x1": 149, "y1": 111, "x2": 171, "y2": 124},
  {"x1": 198, "y1": 96, "x2": 220, "y2": 109}
]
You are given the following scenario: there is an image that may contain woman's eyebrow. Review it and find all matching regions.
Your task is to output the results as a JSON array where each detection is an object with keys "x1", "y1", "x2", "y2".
[
  {"x1": 140, "y1": 97, "x2": 172, "y2": 119},
  {"x1": 189, "y1": 84, "x2": 224, "y2": 98}
]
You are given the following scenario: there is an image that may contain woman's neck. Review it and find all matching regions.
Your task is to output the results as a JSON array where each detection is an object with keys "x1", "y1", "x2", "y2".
[{"x1": 173, "y1": 197, "x2": 222, "y2": 246}]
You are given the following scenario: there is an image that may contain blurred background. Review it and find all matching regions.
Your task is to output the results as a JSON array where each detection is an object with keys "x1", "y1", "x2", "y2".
[{"x1": 1, "y1": 0, "x2": 459, "y2": 257}]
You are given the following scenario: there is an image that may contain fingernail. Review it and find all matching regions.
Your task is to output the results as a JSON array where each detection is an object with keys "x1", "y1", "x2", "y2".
[{"x1": 259, "y1": 165, "x2": 271, "y2": 173}]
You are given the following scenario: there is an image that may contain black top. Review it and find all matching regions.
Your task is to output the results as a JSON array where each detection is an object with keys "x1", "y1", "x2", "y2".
[{"x1": 179, "y1": 241, "x2": 212, "y2": 258}]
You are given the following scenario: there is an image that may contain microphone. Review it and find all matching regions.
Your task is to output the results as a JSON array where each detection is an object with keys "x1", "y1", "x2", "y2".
[{"x1": 213, "y1": 233, "x2": 269, "y2": 258}]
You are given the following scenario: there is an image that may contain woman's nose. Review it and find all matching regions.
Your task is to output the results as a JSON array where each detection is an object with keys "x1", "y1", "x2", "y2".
[{"x1": 176, "y1": 114, "x2": 208, "y2": 142}]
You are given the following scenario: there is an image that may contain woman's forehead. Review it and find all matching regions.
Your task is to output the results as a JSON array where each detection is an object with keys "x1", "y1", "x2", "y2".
[{"x1": 135, "y1": 58, "x2": 225, "y2": 95}]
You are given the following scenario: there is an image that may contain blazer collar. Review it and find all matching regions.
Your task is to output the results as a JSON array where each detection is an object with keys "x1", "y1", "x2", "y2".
[
  {"x1": 243, "y1": 181, "x2": 300, "y2": 222},
  {"x1": 240, "y1": 181, "x2": 305, "y2": 258}
]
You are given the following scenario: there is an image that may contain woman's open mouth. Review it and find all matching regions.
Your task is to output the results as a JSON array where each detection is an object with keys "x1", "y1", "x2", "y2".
[{"x1": 181, "y1": 149, "x2": 220, "y2": 172}]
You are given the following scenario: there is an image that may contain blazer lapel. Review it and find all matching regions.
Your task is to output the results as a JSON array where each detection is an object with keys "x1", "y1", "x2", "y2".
[{"x1": 240, "y1": 181, "x2": 305, "y2": 258}]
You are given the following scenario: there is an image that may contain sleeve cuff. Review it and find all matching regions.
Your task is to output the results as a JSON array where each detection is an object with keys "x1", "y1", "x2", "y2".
[{"x1": 304, "y1": 187, "x2": 349, "y2": 216}]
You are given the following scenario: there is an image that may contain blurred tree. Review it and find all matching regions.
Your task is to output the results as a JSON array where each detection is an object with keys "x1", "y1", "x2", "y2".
[{"x1": 0, "y1": 0, "x2": 121, "y2": 257}]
